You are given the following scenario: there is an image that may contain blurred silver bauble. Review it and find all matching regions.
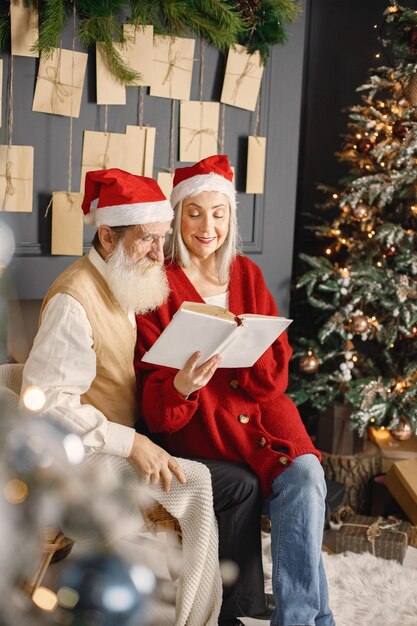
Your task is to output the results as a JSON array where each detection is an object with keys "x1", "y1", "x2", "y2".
[
  {"x1": 56, "y1": 553, "x2": 155, "y2": 626},
  {"x1": 0, "y1": 219, "x2": 15, "y2": 273},
  {"x1": 391, "y1": 420, "x2": 413, "y2": 441}
]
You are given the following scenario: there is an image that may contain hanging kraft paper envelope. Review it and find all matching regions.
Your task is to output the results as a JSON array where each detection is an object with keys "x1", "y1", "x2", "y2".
[
  {"x1": 123, "y1": 24, "x2": 154, "y2": 86},
  {"x1": 150, "y1": 36, "x2": 195, "y2": 100},
  {"x1": 246, "y1": 136, "x2": 267, "y2": 194},
  {"x1": 157, "y1": 172, "x2": 175, "y2": 199},
  {"x1": 180, "y1": 101, "x2": 219, "y2": 162},
  {"x1": 51, "y1": 192, "x2": 84, "y2": 256},
  {"x1": 33, "y1": 48, "x2": 88, "y2": 117},
  {"x1": 10, "y1": 0, "x2": 39, "y2": 57},
  {"x1": 0, "y1": 145, "x2": 34, "y2": 212},
  {"x1": 96, "y1": 43, "x2": 126, "y2": 105},
  {"x1": 80, "y1": 130, "x2": 129, "y2": 191},
  {"x1": 125, "y1": 125, "x2": 156, "y2": 177},
  {"x1": 220, "y1": 44, "x2": 264, "y2": 111}
]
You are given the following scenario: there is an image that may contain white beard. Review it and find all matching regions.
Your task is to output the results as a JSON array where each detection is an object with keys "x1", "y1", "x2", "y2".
[{"x1": 105, "y1": 242, "x2": 170, "y2": 315}]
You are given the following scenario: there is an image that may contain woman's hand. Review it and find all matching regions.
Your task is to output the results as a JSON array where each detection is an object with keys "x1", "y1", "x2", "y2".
[{"x1": 174, "y1": 351, "x2": 222, "y2": 397}]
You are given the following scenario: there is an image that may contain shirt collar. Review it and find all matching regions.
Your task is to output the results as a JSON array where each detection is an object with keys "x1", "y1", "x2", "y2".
[{"x1": 88, "y1": 246, "x2": 108, "y2": 279}]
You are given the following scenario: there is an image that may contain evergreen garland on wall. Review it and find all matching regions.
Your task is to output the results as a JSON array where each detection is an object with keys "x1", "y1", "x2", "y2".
[{"x1": 0, "y1": 0, "x2": 301, "y2": 82}]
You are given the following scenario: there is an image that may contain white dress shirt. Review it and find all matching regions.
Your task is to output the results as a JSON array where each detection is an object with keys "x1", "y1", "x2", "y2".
[{"x1": 22, "y1": 248, "x2": 136, "y2": 458}]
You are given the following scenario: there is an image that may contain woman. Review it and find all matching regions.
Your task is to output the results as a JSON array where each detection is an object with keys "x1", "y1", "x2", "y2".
[{"x1": 135, "y1": 155, "x2": 335, "y2": 626}]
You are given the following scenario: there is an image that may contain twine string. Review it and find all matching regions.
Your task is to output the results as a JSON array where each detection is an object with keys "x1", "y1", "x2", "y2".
[
  {"x1": 199, "y1": 39, "x2": 205, "y2": 102},
  {"x1": 253, "y1": 80, "x2": 262, "y2": 138},
  {"x1": 138, "y1": 86, "x2": 144, "y2": 126},
  {"x1": 219, "y1": 103, "x2": 226, "y2": 154},
  {"x1": 2, "y1": 55, "x2": 14, "y2": 210},
  {"x1": 169, "y1": 99, "x2": 176, "y2": 172},
  {"x1": 67, "y1": 0, "x2": 77, "y2": 194},
  {"x1": 230, "y1": 57, "x2": 258, "y2": 105}
]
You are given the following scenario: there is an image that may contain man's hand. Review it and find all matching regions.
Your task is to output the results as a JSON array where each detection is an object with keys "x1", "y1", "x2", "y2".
[
  {"x1": 128, "y1": 433, "x2": 186, "y2": 492},
  {"x1": 174, "y1": 351, "x2": 222, "y2": 397}
]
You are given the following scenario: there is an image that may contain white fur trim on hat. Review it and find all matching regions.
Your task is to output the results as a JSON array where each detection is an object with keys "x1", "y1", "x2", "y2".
[
  {"x1": 85, "y1": 199, "x2": 173, "y2": 227},
  {"x1": 170, "y1": 173, "x2": 236, "y2": 211}
]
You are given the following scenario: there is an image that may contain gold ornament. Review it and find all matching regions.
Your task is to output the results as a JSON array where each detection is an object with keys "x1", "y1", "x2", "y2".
[
  {"x1": 352, "y1": 203, "x2": 370, "y2": 220},
  {"x1": 391, "y1": 420, "x2": 413, "y2": 441},
  {"x1": 299, "y1": 352, "x2": 320, "y2": 374},
  {"x1": 352, "y1": 315, "x2": 369, "y2": 334}
]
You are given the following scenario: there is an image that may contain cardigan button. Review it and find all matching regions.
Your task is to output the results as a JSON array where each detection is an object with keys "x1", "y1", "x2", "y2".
[
  {"x1": 278, "y1": 455, "x2": 289, "y2": 466},
  {"x1": 258, "y1": 436, "x2": 267, "y2": 448},
  {"x1": 238, "y1": 414, "x2": 250, "y2": 424},
  {"x1": 230, "y1": 379, "x2": 239, "y2": 390}
]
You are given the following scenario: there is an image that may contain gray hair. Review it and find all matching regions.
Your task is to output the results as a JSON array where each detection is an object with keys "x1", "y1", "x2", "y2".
[{"x1": 165, "y1": 198, "x2": 242, "y2": 284}]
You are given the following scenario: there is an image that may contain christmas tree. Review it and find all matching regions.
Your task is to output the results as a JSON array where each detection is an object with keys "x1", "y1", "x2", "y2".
[{"x1": 289, "y1": 1, "x2": 417, "y2": 438}]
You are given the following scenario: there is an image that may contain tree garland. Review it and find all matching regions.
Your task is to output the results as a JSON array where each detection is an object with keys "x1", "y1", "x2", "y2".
[{"x1": 1, "y1": 0, "x2": 301, "y2": 83}]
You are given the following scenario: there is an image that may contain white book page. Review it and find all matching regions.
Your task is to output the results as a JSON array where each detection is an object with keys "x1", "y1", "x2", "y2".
[
  {"x1": 141, "y1": 308, "x2": 235, "y2": 369},
  {"x1": 219, "y1": 316, "x2": 292, "y2": 367}
]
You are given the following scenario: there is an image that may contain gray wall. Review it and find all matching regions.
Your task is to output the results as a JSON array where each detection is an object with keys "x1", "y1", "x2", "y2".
[{"x1": 2, "y1": 7, "x2": 307, "y2": 358}]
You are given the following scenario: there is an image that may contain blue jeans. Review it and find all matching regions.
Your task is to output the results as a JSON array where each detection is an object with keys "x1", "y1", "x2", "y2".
[{"x1": 267, "y1": 454, "x2": 335, "y2": 626}]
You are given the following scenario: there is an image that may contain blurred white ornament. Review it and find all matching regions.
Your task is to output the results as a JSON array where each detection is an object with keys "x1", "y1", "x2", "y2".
[
  {"x1": 0, "y1": 220, "x2": 15, "y2": 272},
  {"x1": 22, "y1": 386, "x2": 46, "y2": 412}
]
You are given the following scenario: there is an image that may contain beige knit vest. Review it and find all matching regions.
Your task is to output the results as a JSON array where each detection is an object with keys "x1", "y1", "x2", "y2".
[{"x1": 40, "y1": 255, "x2": 137, "y2": 428}]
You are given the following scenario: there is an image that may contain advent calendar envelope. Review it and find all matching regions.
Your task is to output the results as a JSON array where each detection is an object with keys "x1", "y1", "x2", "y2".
[
  {"x1": 125, "y1": 125, "x2": 156, "y2": 177},
  {"x1": 180, "y1": 101, "x2": 219, "y2": 162},
  {"x1": 51, "y1": 192, "x2": 83, "y2": 256},
  {"x1": 96, "y1": 43, "x2": 126, "y2": 105},
  {"x1": 246, "y1": 136, "x2": 267, "y2": 194},
  {"x1": 157, "y1": 172, "x2": 175, "y2": 199},
  {"x1": 10, "y1": 0, "x2": 39, "y2": 57},
  {"x1": 0, "y1": 145, "x2": 34, "y2": 212},
  {"x1": 220, "y1": 44, "x2": 264, "y2": 111},
  {"x1": 150, "y1": 36, "x2": 195, "y2": 100},
  {"x1": 123, "y1": 24, "x2": 154, "y2": 86},
  {"x1": 80, "y1": 130, "x2": 129, "y2": 191},
  {"x1": 33, "y1": 48, "x2": 88, "y2": 117}
]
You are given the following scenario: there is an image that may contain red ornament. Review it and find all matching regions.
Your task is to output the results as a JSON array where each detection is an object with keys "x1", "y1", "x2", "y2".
[
  {"x1": 392, "y1": 120, "x2": 410, "y2": 139},
  {"x1": 380, "y1": 244, "x2": 398, "y2": 257},
  {"x1": 356, "y1": 137, "x2": 373, "y2": 153},
  {"x1": 352, "y1": 203, "x2": 371, "y2": 220},
  {"x1": 408, "y1": 27, "x2": 417, "y2": 50}
]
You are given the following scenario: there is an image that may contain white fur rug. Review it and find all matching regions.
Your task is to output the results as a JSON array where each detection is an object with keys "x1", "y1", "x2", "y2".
[
  {"x1": 248, "y1": 534, "x2": 417, "y2": 626},
  {"x1": 322, "y1": 551, "x2": 417, "y2": 626}
]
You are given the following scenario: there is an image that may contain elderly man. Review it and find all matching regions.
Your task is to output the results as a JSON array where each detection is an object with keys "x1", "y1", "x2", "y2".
[{"x1": 21, "y1": 169, "x2": 222, "y2": 626}]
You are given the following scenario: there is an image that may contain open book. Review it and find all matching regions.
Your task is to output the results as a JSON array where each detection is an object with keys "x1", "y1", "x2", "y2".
[{"x1": 141, "y1": 301, "x2": 292, "y2": 369}]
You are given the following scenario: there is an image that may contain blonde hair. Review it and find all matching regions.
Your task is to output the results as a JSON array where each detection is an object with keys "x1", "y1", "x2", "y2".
[{"x1": 165, "y1": 198, "x2": 242, "y2": 285}]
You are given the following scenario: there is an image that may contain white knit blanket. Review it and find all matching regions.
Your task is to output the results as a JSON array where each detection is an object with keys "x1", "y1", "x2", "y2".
[{"x1": 74, "y1": 454, "x2": 223, "y2": 626}]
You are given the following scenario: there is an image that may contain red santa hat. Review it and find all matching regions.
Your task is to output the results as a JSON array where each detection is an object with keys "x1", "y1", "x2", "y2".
[
  {"x1": 170, "y1": 155, "x2": 236, "y2": 211},
  {"x1": 82, "y1": 168, "x2": 173, "y2": 227}
]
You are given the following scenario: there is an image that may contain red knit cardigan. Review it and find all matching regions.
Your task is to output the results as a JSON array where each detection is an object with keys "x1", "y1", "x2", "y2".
[{"x1": 135, "y1": 256, "x2": 320, "y2": 498}]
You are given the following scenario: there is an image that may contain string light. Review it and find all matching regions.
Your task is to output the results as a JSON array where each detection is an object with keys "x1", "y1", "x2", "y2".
[
  {"x1": 411, "y1": 205, "x2": 417, "y2": 214},
  {"x1": 22, "y1": 386, "x2": 46, "y2": 412},
  {"x1": 332, "y1": 193, "x2": 338, "y2": 199},
  {"x1": 32, "y1": 588, "x2": 58, "y2": 612},
  {"x1": 325, "y1": 248, "x2": 332, "y2": 255},
  {"x1": 375, "y1": 53, "x2": 381, "y2": 59}
]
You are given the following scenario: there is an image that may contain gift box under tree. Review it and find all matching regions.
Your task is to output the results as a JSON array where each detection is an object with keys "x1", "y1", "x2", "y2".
[{"x1": 334, "y1": 513, "x2": 410, "y2": 563}]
